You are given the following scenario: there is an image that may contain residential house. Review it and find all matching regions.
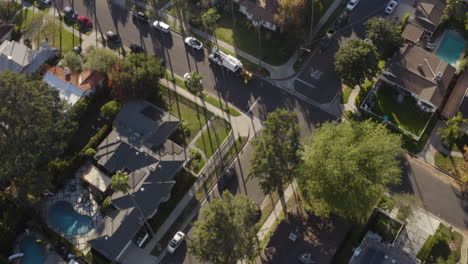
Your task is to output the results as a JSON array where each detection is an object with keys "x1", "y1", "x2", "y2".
[
  {"x1": 0, "y1": 20, "x2": 14, "y2": 44},
  {"x1": 380, "y1": 44, "x2": 456, "y2": 112},
  {"x1": 0, "y1": 40, "x2": 57, "y2": 74},
  {"x1": 43, "y1": 66, "x2": 104, "y2": 105},
  {"x1": 410, "y1": 0, "x2": 446, "y2": 37},
  {"x1": 401, "y1": 23, "x2": 425, "y2": 45},
  {"x1": 88, "y1": 100, "x2": 185, "y2": 262},
  {"x1": 234, "y1": 0, "x2": 278, "y2": 31},
  {"x1": 441, "y1": 71, "x2": 468, "y2": 120}
]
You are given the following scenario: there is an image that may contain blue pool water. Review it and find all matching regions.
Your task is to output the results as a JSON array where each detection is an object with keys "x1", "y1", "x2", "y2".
[
  {"x1": 436, "y1": 32, "x2": 466, "y2": 66},
  {"x1": 19, "y1": 236, "x2": 45, "y2": 264},
  {"x1": 48, "y1": 201, "x2": 93, "y2": 236}
]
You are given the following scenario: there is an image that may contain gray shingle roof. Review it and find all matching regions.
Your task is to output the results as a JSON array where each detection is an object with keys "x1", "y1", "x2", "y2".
[{"x1": 0, "y1": 40, "x2": 57, "y2": 74}]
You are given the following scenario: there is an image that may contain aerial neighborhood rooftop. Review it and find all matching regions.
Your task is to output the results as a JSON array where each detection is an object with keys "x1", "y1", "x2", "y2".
[{"x1": 0, "y1": 0, "x2": 467, "y2": 264}]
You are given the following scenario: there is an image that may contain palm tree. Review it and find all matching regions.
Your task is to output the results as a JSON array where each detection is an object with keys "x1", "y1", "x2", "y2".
[
  {"x1": 438, "y1": 112, "x2": 468, "y2": 146},
  {"x1": 185, "y1": 71, "x2": 203, "y2": 94},
  {"x1": 172, "y1": 0, "x2": 188, "y2": 29},
  {"x1": 110, "y1": 171, "x2": 155, "y2": 236},
  {"x1": 201, "y1": 8, "x2": 220, "y2": 47}
]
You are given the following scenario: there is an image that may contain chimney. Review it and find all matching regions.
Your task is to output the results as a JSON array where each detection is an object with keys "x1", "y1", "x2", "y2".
[
  {"x1": 435, "y1": 71, "x2": 443, "y2": 81},
  {"x1": 64, "y1": 67, "x2": 71, "y2": 81}
]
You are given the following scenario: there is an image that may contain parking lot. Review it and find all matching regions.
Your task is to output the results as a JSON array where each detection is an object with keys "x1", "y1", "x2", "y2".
[{"x1": 294, "y1": 0, "x2": 403, "y2": 104}]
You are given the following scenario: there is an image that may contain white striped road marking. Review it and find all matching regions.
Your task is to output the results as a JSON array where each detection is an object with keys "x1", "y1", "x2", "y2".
[{"x1": 296, "y1": 78, "x2": 317, "y2": 89}]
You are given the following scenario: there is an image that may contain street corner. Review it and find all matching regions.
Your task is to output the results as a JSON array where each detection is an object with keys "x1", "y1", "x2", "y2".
[{"x1": 260, "y1": 204, "x2": 351, "y2": 264}]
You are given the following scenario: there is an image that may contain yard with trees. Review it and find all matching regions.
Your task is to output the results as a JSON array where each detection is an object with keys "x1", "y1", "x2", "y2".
[{"x1": 365, "y1": 17, "x2": 401, "y2": 57}]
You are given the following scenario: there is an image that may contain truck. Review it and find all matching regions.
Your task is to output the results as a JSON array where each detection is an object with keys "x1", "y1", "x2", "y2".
[{"x1": 208, "y1": 48, "x2": 253, "y2": 83}]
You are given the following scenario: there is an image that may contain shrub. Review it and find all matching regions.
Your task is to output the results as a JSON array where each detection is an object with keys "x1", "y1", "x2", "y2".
[
  {"x1": 101, "y1": 196, "x2": 112, "y2": 214},
  {"x1": 80, "y1": 124, "x2": 112, "y2": 154},
  {"x1": 396, "y1": 205, "x2": 411, "y2": 222},
  {"x1": 344, "y1": 110, "x2": 355, "y2": 120},
  {"x1": 397, "y1": 13, "x2": 410, "y2": 33},
  {"x1": 457, "y1": 58, "x2": 468, "y2": 74},
  {"x1": 355, "y1": 79, "x2": 374, "y2": 107},
  {"x1": 70, "y1": 97, "x2": 91, "y2": 122},
  {"x1": 417, "y1": 234, "x2": 438, "y2": 262},
  {"x1": 190, "y1": 149, "x2": 202, "y2": 161},
  {"x1": 84, "y1": 148, "x2": 96, "y2": 157},
  {"x1": 378, "y1": 195, "x2": 395, "y2": 212},
  {"x1": 180, "y1": 121, "x2": 191, "y2": 137},
  {"x1": 61, "y1": 51, "x2": 83, "y2": 72},
  {"x1": 100, "y1": 100, "x2": 120, "y2": 120}
]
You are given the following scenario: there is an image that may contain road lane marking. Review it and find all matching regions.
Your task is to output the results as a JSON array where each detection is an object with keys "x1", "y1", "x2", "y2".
[
  {"x1": 248, "y1": 97, "x2": 261, "y2": 113},
  {"x1": 296, "y1": 78, "x2": 317, "y2": 89}
]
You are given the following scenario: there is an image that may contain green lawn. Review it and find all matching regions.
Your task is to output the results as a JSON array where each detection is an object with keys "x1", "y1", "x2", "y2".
[
  {"x1": 418, "y1": 224, "x2": 463, "y2": 264},
  {"x1": 159, "y1": 86, "x2": 213, "y2": 143},
  {"x1": 370, "y1": 83, "x2": 432, "y2": 137},
  {"x1": 15, "y1": 9, "x2": 81, "y2": 53},
  {"x1": 340, "y1": 86, "x2": 353, "y2": 104},
  {"x1": 434, "y1": 152, "x2": 466, "y2": 178},
  {"x1": 148, "y1": 169, "x2": 197, "y2": 234},
  {"x1": 195, "y1": 118, "x2": 231, "y2": 158}
]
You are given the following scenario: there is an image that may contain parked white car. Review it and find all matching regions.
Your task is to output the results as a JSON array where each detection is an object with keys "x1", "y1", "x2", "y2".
[
  {"x1": 153, "y1": 21, "x2": 170, "y2": 33},
  {"x1": 167, "y1": 231, "x2": 185, "y2": 254},
  {"x1": 346, "y1": 0, "x2": 360, "y2": 11},
  {"x1": 184, "y1": 37, "x2": 203, "y2": 50},
  {"x1": 385, "y1": 0, "x2": 398, "y2": 14}
]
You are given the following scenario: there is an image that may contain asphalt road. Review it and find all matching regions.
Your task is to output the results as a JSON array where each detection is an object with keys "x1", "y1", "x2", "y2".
[{"x1": 295, "y1": 0, "x2": 392, "y2": 104}]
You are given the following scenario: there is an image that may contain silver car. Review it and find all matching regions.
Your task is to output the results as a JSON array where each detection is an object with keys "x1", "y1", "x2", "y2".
[{"x1": 185, "y1": 37, "x2": 203, "y2": 50}]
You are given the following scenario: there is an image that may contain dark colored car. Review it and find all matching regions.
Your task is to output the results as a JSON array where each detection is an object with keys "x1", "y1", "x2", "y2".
[
  {"x1": 63, "y1": 7, "x2": 78, "y2": 20},
  {"x1": 132, "y1": 11, "x2": 148, "y2": 22},
  {"x1": 218, "y1": 167, "x2": 235, "y2": 192},
  {"x1": 130, "y1": 43, "x2": 144, "y2": 53},
  {"x1": 106, "y1": 31, "x2": 121, "y2": 44},
  {"x1": 335, "y1": 10, "x2": 349, "y2": 29},
  {"x1": 77, "y1": 15, "x2": 92, "y2": 28}
]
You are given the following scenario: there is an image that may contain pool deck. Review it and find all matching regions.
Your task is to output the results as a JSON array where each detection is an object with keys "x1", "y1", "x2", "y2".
[
  {"x1": 12, "y1": 231, "x2": 66, "y2": 264},
  {"x1": 43, "y1": 161, "x2": 103, "y2": 252}
]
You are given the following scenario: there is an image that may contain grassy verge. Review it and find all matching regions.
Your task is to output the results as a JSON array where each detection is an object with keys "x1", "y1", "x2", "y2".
[
  {"x1": 194, "y1": 118, "x2": 231, "y2": 158},
  {"x1": 417, "y1": 224, "x2": 463, "y2": 263},
  {"x1": 258, "y1": 192, "x2": 280, "y2": 228},
  {"x1": 340, "y1": 86, "x2": 353, "y2": 104},
  {"x1": 148, "y1": 169, "x2": 197, "y2": 232},
  {"x1": 434, "y1": 152, "x2": 465, "y2": 177}
]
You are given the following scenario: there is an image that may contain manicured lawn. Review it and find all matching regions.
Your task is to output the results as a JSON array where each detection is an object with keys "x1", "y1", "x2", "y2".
[
  {"x1": 148, "y1": 169, "x2": 197, "y2": 233},
  {"x1": 370, "y1": 83, "x2": 432, "y2": 137},
  {"x1": 159, "y1": 86, "x2": 213, "y2": 143},
  {"x1": 340, "y1": 86, "x2": 353, "y2": 104},
  {"x1": 418, "y1": 224, "x2": 462, "y2": 264},
  {"x1": 194, "y1": 118, "x2": 231, "y2": 158},
  {"x1": 434, "y1": 152, "x2": 466, "y2": 177}
]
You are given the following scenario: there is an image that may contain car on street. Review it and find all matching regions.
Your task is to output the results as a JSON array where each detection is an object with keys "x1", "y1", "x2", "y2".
[
  {"x1": 153, "y1": 21, "x2": 170, "y2": 33},
  {"x1": 77, "y1": 15, "x2": 92, "y2": 28},
  {"x1": 218, "y1": 167, "x2": 235, "y2": 192},
  {"x1": 106, "y1": 31, "x2": 121, "y2": 44},
  {"x1": 335, "y1": 10, "x2": 349, "y2": 29},
  {"x1": 346, "y1": 0, "x2": 359, "y2": 11},
  {"x1": 38, "y1": 0, "x2": 52, "y2": 6},
  {"x1": 167, "y1": 231, "x2": 185, "y2": 254},
  {"x1": 184, "y1": 37, "x2": 203, "y2": 50},
  {"x1": 132, "y1": 11, "x2": 148, "y2": 22},
  {"x1": 298, "y1": 252, "x2": 316, "y2": 264},
  {"x1": 385, "y1": 0, "x2": 398, "y2": 14},
  {"x1": 63, "y1": 7, "x2": 78, "y2": 20},
  {"x1": 130, "y1": 43, "x2": 144, "y2": 53}
]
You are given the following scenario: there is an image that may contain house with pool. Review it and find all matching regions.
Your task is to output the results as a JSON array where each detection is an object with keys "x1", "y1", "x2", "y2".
[{"x1": 44, "y1": 99, "x2": 186, "y2": 262}]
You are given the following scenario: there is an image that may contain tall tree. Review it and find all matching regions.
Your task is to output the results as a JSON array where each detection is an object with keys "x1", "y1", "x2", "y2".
[
  {"x1": 83, "y1": 46, "x2": 119, "y2": 74},
  {"x1": 61, "y1": 51, "x2": 83, "y2": 72},
  {"x1": 202, "y1": 8, "x2": 220, "y2": 46},
  {"x1": 298, "y1": 120, "x2": 403, "y2": 221},
  {"x1": 438, "y1": 112, "x2": 468, "y2": 145},
  {"x1": 109, "y1": 53, "x2": 165, "y2": 100},
  {"x1": 334, "y1": 39, "x2": 379, "y2": 88},
  {"x1": 249, "y1": 109, "x2": 301, "y2": 212},
  {"x1": 365, "y1": 17, "x2": 401, "y2": 55},
  {"x1": 274, "y1": 0, "x2": 305, "y2": 32},
  {"x1": 185, "y1": 71, "x2": 203, "y2": 94},
  {"x1": 0, "y1": 71, "x2": 75, "y2": 195},
  {"x1": 172, "y1": 0, "x2": 188, "y2": 24},
  {"x1": 189, "y1": 192, "x2": 260, "y2": 264},
  {"x1": 110, "y1": 171, "x2": 154, "y2": 235}
]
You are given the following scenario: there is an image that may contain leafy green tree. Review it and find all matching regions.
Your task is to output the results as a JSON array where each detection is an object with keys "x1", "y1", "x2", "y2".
[
  {"x1": 100, "y1": 100, "x2": 120, "y2": 120},
  {"x1": 0, "y1": 71, "x2": 75, "y2": 195},
  {"x1": 445, "y1": 0, "x2": 463, "y2": 16},
  {"x1": 249, "y1": 109, "x2": 301, "y2": 212},
  {"x1": 61, "y1": 51, "x2": 83, "y2": 72},
  {"x1": 189, "y1": 192, "x2": 260, "y2": 264},
  {"x1": 334, "y1": 39, "x2": 379, "y2": 88},
  {"x1": 172, "y1": 0, "x2": 188, "y2": 21},
  {"x1": 109, "y1": 53, "x2": 164, "y2": 100},
  {"x1": 274, "y1": 0, "x2": 306, "y2": 31},
  {"x1": 185, "y1": 71, "x2": 203, "y2": 94},
  {"x1": 84, "y1": 46, "x2": 119, "y2": 74},
  {"x1": 365, "y1": 17, "x2": 401, "y2": 55},
  {"x1": 438, "y1": 112, "x2": 468, "y2": 145},
  {"x1": 0, "y1": 193, "x2": 27, "y2": 256},
  {"x1": 298, "y1": 120, "x2": 403, "y2": 221},
  {"x1": 202, "y1": 8, "x2": 220, "y2": 42}
]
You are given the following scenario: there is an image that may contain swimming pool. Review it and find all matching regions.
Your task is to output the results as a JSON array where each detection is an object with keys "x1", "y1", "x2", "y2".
[
  {"x1": 19, "y1": 236, "x2": 45, "y2": 264},
  {"x1": 436, "y1": 31, "x2": 466, "y2": 66},
  {"x1": 48, "y1": 201, "x2": 93, "y2": 236}
]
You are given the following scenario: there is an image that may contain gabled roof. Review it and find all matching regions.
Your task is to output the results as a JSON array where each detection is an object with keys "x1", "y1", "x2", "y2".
[
  {"x1": 238, "y1": 0, "x2": 278, "y2": 23},
  {"x1": 401, "y1": 23, "x2": 424, "y2": 44},
  {"x1": 412, "y1": 0, "x2": 446, "y2": 32},
  {"x1": 0, "y1": 40, "x2": 57, "y2": 74},
  {"x1": 383, "y1": 44, "x2": 456, "y2": 108}
]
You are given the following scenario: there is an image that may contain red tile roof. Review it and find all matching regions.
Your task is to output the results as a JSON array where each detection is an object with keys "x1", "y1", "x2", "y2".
[{"x1": 47, "y1": 65, "x2": 104, "y2": 91}]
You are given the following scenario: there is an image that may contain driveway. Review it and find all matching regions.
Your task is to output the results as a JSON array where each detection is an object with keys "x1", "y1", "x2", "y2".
[{"x1": 294, "y1": 0, "x2": 396, "y2": 104}]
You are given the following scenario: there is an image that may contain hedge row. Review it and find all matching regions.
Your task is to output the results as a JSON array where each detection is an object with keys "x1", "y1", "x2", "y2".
[{"x1": 417, "y1": 234, "x2": 437, "y2": 262}]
